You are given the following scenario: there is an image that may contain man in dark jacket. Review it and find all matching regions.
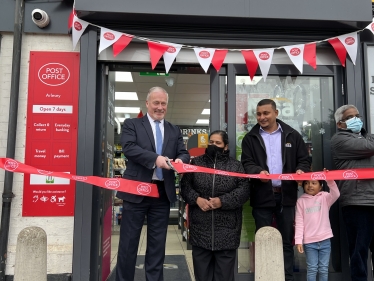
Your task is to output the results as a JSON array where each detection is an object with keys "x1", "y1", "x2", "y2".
[
  {"x1": 241, "y1": 99, "x2": 310, "y2": 281},
  {"x1": 331, "y1": 104, "x2": 374, "y2": 281}
]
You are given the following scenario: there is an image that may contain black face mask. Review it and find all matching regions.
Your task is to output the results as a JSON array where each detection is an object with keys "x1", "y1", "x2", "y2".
[{"x1": 205, "y1": 145, "x2": 225, "y2": 158}]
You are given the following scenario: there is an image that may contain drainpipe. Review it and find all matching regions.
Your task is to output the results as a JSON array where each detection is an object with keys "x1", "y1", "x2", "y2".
[{"x1": 0, "y1": 0, "x2": 25, "y2": 280}]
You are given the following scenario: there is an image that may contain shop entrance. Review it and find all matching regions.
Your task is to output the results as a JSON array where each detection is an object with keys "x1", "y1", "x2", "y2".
[{"x1": 73, "y1": 50, "x2": 353, "y2": 281}]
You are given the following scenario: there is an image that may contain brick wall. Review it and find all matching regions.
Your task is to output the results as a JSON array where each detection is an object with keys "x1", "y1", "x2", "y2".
[{"x1": 0, "y1": 33, "x2": 77, "y2": 275}]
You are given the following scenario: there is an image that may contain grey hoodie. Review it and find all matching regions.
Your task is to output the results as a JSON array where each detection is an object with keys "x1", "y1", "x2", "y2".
[{"x1": 330, "y1": 128, "x2": 374, "y2": 207}]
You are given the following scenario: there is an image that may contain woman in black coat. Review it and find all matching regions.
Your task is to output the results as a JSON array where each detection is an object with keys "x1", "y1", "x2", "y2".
[{"x1": 180, "y1": 130, "x2": 250, "y2": 281}]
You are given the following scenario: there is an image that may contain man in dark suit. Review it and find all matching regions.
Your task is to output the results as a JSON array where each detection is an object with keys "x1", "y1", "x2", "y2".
[{"x1": 116, "y1": 86, "x2": 190, "y2": 281}]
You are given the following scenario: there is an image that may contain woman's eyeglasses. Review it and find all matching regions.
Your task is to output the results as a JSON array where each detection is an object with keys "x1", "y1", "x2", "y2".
[{"x1": 340, "y1": 115, "x2": 362, "y2": 122}]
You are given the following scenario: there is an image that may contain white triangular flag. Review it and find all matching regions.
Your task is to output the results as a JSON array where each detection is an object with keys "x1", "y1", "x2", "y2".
[
  {"x1": 98, "y1": 27, "x2": 123, "y2": 54},
  {"x1": 193, "y1": 48, "x2": 215, "y2": 73},
  {"x1": 72, "y1": 15, "x2": 89, "y2": 50},
  {"x1": 337, "y1": 32, "x2": 358, "y2": 65},
  {"x1": 253, "y1": 49, "x2": 274, "y2": 81},
  {"x1": 283, "y1": 44, "x2": 305, "y2": 74},
  {"x1": 160, "y1": 42, "x2": 182, "y2": 73},
  {"x1": 366, "y1": 21, "x2": 374, "y2": 35}
]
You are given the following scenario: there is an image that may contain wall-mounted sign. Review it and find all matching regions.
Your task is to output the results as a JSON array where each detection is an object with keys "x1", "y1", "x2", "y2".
[
  {"x1": 139, "y1": 72, "x2": 169, "y2": 76},
  {"x1": 23, "y1": 52, "x2": 80, "y2": 216},
  {"x1": 366, "y1": 46, "x2": 374, "y2": 134}
]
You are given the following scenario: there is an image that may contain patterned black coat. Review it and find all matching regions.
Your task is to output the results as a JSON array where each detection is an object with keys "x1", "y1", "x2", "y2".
[{"x1": 180, "y1": 150, "x2": 250, "y2": 251}]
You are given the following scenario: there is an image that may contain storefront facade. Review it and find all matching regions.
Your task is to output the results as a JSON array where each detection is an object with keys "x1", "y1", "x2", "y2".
[{"x1": 0, "y1": 0, "x2": 374, "y2": 280}]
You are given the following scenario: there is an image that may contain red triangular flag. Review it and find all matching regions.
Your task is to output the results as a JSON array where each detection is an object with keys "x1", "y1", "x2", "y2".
[
  {"x1": 113, "y1": 34, "x2": 133, "y2": 57},
  {"x1": 211, "y1": 49, "x2": 228, "y2": 72},
  {"x1": 137, "y1": 110, "x2": 144, "y2": 118},
  {"x1": 147, "y1": 42, "x2": 169, "y2": 69},
  {"x1": 241, "y1": 50, "x2": 258, "y2": 80},
  {"x1": 328, "y1": 38, "x2": 347, "y2": 67},
  {"x1": 68, "y1": 9, "x2": 75, "y2": 30},
  {"x1": 304, "y1": 43, "x2": 316, "y2": 70}
]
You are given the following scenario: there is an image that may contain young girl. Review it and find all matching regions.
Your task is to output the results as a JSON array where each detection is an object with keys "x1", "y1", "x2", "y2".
[{"x1": 295, "y1": 172, "x2": 340, "y2": 281}]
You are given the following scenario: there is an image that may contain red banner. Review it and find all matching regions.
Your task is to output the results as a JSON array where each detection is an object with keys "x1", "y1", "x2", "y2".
[
  {"x1": 171, "y1": 162, "x2": 374, "y2": 181},
  {"x1": 1, "y1": 158, "x2": 159, "y2": 197}
]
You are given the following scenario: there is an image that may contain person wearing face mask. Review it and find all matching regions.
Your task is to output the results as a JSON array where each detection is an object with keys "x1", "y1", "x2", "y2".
[
  {"x1": 331, "y1": 104, "x2": 374, "y2": 281},
  {"x1": 180, "y1": 130, "x2": 250, "y2": 281}
]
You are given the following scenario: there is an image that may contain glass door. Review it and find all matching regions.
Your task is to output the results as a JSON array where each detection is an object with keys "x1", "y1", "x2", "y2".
[{"x1": 224, "y1": 64, "x2": 349, "y2": 281}]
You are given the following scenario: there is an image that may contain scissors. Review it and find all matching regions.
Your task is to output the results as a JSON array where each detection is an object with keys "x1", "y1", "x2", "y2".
[{"x1": 165, "y1": 157, "x2": 177, "y2": 172}]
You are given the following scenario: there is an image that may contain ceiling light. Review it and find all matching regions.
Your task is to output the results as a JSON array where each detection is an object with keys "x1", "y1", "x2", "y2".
[
  {"x1": 196, "y1": 119, "x2": 209, "y2": 124},
  {"x1": 165, "y1": 77, "x2": 175, "y2": 87},
  {"x1": 201, "y1": 109, "x2": 210, "y2": 115},
  {"x1": 115, "y1": 92, "x2": 138, "y2": 100},
  {"x1": 115, "y1": 107, "x2": 140, "y2": 113},
  {"x1": 115, "y1": 72, "x2": 133, "y2": 82}
]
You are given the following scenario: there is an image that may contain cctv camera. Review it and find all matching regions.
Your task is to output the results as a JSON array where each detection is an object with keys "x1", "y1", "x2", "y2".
[{"x1": 31, "y1": 9, "x2": 50, "y2": 28}]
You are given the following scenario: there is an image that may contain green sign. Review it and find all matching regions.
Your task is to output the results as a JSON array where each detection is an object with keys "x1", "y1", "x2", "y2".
[{"x1": 139, "y1": 72, "x2": 169, "y2": 76}]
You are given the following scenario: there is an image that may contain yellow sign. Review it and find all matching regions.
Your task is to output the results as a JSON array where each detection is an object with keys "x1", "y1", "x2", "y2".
[{"x1": 198, "y1": 134, "x2": 209, "y2": 148}]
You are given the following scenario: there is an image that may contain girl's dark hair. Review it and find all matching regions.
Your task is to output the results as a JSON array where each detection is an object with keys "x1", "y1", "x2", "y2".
[
  {"x1": 302, "y1": 180, "x2": 324, "y2": 188},
  {"x1": 209, "y1": 130, "x2": 229, "y2": 146}
]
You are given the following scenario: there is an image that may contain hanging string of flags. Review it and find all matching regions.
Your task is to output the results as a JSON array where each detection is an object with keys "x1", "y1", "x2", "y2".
[{"x1": 69, "y1": 10, "x2": 374, "y2": 81}]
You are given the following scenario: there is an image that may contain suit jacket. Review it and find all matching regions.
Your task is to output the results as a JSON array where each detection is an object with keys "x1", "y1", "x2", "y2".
[{"x1": 116, "y1": 115, "x2": 190, "y2": 203}]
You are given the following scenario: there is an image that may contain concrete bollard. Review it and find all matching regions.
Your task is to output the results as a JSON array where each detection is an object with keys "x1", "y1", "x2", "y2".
[
  {"x1": 255, "y1": 226, "x2": 284, "y2": 281},
  {"x1": 14, "y1": 226, "x2": 47, "y2": 281}
]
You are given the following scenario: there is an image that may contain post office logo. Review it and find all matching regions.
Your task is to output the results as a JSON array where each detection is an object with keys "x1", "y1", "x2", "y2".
[
  {"x1": 371, "y1": 23, "x2": 374, "y2": 32},
  {"x1": 4, "y1": 160, "x2": 18, "y2": 171},
  {"x1": 37, "y1": 169, "x2": 53, "y2": 175},
  {"x1": 38, "y1": 63, "x2": 71, "y2": 87},
  {"x1": 103, "y1": 32, "x2": 115, "y2": 40},
  {"x1": 74, "y1": 21, "x2": 82, "y2": 31},
  {"x1": 137, "y1": 184, "x2": 152, "y2": 195},
  {"x1": 167, "y1": 46, "x2": 176, "y2": 53},
  {"x1": 72, "y1": 176, "x2": 88, "y2": 181},
  {"x1": 105, "y1": 179, "x2": 120, "y2": 190},
  {"x1": 199, "y1": 51, "x2": 210, "y2": 59},
  {"x1": 343, "y1": 170, "x2": 358, "y2": 179},
  {"x1": 278, "y1": 174, "x2": 294, "y2": 180},
  {"x1": 290, "y1": 48, "x2": 301, "y2": 56},
  {"x1": 345, "y1": 37, "x2": 355, "y2": 45},
  {"x1": 259, "y1": 52, "x2": 270, "y2": 60},
  {"x1": 311, "y1": 172, "x2": 326, "y2": 180},
  {"x1": 183, "y1": 164, "x2": 197, "y2": 172}
]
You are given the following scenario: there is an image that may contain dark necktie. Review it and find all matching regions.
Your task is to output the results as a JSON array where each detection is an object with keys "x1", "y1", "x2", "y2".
[{"x1": 155, "y1": 121, "x2": 163, "y2": 180}]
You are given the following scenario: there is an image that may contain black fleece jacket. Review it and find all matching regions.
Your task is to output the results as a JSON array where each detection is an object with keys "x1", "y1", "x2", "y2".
[
  {"x1": 180, "y1": 150, "x2": 250, "y2": 251},
  {"x1": 241, "y1": 119, "x2": 310, "y2": 207}
]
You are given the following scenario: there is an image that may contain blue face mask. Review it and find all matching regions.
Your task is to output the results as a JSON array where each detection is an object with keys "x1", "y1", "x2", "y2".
[{"x1": 344, "y1": 117, "x2": 363, "y2": 133}]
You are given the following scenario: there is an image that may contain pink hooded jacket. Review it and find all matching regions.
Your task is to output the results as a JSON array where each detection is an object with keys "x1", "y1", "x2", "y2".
[{"x1": 295, "y1": 180, "x2": 340, "y2": 245}]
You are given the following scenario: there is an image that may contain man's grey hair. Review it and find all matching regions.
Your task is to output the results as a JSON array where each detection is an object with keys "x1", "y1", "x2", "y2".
[
  {"x1": 146, "y1": 86, "x2": 169, "y2": 102},
  {"x1": 334, "y1": 105, "x2": 359, "y2": 123}
]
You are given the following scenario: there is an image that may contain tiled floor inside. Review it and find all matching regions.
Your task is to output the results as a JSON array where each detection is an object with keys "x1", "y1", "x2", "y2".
[{"x1": 110, "y1": 225, "x2": 195, "y2": 281}]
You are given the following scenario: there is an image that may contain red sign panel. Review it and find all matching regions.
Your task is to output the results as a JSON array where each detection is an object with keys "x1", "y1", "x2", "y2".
[{"x1": 23, "y1": 52, "x2": 80, "y2": 216}]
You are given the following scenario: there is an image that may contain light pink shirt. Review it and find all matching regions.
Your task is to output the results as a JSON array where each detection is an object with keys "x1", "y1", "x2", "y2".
[{"x1": 294, "y1": 180, "x2": 340, "y2": 245}]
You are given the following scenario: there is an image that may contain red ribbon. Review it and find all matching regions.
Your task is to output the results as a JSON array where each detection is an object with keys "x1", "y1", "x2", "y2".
[
  {"x1": 171, "y1": 162, "x2": 374, "y2": 181},
  {"x1": 0, "y1": 158, "x2": 159, "y2": 198}
]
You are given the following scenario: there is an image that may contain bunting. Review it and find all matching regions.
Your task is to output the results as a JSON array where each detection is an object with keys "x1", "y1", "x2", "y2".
[
  {"x1": 72, "y1": 15, "x2": 89, "y2": 50},
  {"x1": 161, "y1": 42, "x2": 182, "y2": 73},
  {"x1": 328, "y1": 38, "x2": 348, "y2": 67},
  {"x1": 253, "y1": 49, "x2": 274, "y2": 81},
  {"x1": 113, "y1": 34, "x2": 133, "y2": 57},
  {"x1": 337, "y1": 32, "x2": 358, "y2": 65},
  {"x1": 284, "y1": 44, "x2": 305, "y2": 73},
  {"x1": 304, "y1": 43, "x2": 317, "y2": 70},
  {"x1": 193, "y1": 48, "x2": 215, "y2": 73},
  {"x1": 147, "y1": 42, "x2": 169, "y2": 69},
  {"x1": 98, "y1": 27, "x2": 123, "y2": 54},
  {"x1": 211, "y1": 49, "x2": 228, "y2": 72},
  {"x1": 68, "y1": 12, "x2": 374, "y2": 79}
]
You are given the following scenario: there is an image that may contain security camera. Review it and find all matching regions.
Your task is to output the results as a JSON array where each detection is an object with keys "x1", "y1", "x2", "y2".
[{"x1": 31, "y1": 9, "x2": 50, "y2": 28}]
